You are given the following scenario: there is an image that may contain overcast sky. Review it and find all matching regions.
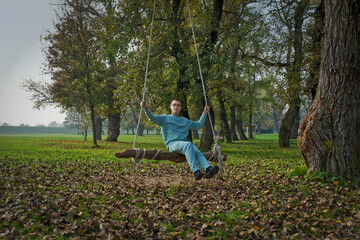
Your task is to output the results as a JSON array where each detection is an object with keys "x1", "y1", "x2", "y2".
[{"x1": 0, "y1": 0, "x2": 65, "y2": 126}]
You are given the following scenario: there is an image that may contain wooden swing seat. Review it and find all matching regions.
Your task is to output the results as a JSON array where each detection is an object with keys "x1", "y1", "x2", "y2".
[{"x1": 115, "y1": 149, "x2": 227, "y2": 163}]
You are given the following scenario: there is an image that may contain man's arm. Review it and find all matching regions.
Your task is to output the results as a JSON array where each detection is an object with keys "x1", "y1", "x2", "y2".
[
  {"x1": 140, "y1": 100, "x2": 163, "y2": 126},
  {"x1": 189, "y1": 105, "x2": 210, "y2": 130}
]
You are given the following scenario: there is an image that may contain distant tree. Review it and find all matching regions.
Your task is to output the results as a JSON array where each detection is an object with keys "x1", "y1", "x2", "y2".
[
  {"x1": 42, "y1": 0, "x2": 103, "y2": 146},
  {"x1": 48, "y1": 121, "x2": 59, "y2": 127},
  {"x1": 1, "y1": 123, "x2": 11, "y2": 127},
  {"x1": 63, "y1": 111, "x2": 81, "y2": 134}
]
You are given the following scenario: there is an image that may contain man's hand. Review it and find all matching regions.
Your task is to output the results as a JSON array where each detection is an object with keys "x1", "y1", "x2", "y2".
[
  {"x1": 140, "y1": 100, "x2": 147, "y2": 109},
  {"x1": 203, "y1": 104, "x2": 210, "y2": 114}
]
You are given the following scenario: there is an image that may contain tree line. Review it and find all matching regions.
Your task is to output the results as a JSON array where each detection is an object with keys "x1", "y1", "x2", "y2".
[
  {"x1": 23, "y1": 0, "x2": 360, "y2": 185},
  {"x1": 23, "y1": 0, "x2": 321, "y2": 147}
]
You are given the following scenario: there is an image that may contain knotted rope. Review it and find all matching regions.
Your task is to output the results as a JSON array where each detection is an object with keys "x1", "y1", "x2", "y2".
[{"x1": 132, "y1": 148, "x2": 162, "y2": 162}]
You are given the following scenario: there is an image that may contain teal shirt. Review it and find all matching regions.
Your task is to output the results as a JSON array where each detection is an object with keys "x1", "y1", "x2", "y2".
[{"x1": 145, "y1": 108, "x2": 207, "y2": 146}]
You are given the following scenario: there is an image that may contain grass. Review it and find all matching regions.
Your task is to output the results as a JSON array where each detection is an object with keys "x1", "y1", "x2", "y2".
[{"x1": 0, "y1": 134, "x2": 359, "y2": 239}]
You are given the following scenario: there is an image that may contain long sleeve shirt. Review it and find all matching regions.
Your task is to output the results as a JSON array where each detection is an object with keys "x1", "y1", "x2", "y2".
[{"x1": 145, "y1": 108, "x2": 207, "y2": 146}]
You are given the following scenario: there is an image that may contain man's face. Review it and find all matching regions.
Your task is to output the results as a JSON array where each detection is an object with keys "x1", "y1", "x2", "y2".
[{"x1": 170, "y1": 100, "x2": 181, "y2": 116}]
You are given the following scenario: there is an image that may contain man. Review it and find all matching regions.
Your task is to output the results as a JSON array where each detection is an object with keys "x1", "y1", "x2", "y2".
[{"x1": 140, "y1": 99, "x2": 219, "y2": 180}]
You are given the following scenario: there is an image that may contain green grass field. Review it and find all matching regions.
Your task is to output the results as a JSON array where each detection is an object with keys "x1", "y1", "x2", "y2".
[{"x1": 0, "y1": 134, "x2": 359, "y2": 239}]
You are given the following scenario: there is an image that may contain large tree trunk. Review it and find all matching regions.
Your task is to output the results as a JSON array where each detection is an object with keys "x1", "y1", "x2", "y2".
[
  {"x1": 298, "y1": 0, "x2": 360, "y2": 186},
  {"x1": 200, "y1": 108, "x2": 215, "y2": 150},
  {"x1": 106, "y1": 112, "x2": 120, "y2": 142},
  {"x1": 217, "y1": 90, "x2": 232, "y2": 143},
  {"x1": 230, "y1": 106, "x2": 239, "y2": 141},
  {"x1": 237, "y1": 107, "x2": 247, "y2": 140}
]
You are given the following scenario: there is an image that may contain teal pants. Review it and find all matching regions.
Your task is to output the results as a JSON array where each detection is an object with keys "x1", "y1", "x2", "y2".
[{"x1": 167, "y1": 140, "x2": 210, "y2": 173}]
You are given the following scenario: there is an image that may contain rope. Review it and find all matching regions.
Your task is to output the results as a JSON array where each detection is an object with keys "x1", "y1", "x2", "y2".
[
  {"x1": 186, "y1": 0, "x2": 217, "y2": 145},
  {"x1": 132, "y1": 0, "x2": 157, "y2": 163},
  {"x1": 150, "y1": 149, "x2": 162, "y2": 160},
  {"x1": 132, "y1": 148, "x2": 148, "y2": 163}
]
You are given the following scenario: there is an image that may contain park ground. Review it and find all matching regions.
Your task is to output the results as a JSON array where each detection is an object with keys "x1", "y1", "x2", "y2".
[{"x1": 0, "y1": 134, "x2": 359, "y2": 239}]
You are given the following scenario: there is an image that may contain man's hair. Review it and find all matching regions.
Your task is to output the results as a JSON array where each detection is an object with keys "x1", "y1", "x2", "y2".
[{"x1": 170, "y1": 99, "x2": 182, "y2": 105}]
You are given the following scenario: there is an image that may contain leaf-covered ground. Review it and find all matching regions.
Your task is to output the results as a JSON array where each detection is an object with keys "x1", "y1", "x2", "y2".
[{"x1": 0, "y1": 134, "x2": 359, "y2": 239}]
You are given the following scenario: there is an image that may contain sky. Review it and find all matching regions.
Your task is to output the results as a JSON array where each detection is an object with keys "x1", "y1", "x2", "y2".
[{"x1": 0, "y1": 0, "x2": 65, "y2": 126}]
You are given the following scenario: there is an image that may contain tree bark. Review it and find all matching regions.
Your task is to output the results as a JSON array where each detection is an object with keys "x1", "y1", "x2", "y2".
[
  {"x1": 290, "y1": 111, "x2": 300, "y2": 138},
  {"x1": 278, "y1": 0, "x2": 308, "y2": 147},
  {"x1": 115, "y1": 149, "x2": 227, "y2": 163},
  {"x1": 237, "y1": 107, "x2": 247, "y2": 140},
  {"x1": 106, "y1": 112, "x2": 120, "y2": 142},
  {"x1": 248, "y1": 109, "x2": 253, "y2": 139},
  {"x1": 306, "y1": 0, "x2": 324, "y2": 101},
  {"x1": 95, "y1": 117, "x2": 102, "y2": 141},
  {"x1": 279, "y1": 96, "x2": 301, "y2": 147},
  {"x1": 298, "y1": 0, "x2": 360, "y2": 186},
  {"x1": 200, "y1": 107, "x2": 215, "y2": 150},
  {"x1": 230, "y1": 106, "x2": 239, "y2": 141},
  {"x1": 192, "y1": 130, "x2": 199, "y2": 139},
  {"x1": 272, "y1": 107, "x2": 280, "y2": 133},
  {"x1": 216, "y1": 90, "x2": 232, "y2": 143},
  {"x1": 90, "y1": 102, "x2": 97, "y2": 146}
]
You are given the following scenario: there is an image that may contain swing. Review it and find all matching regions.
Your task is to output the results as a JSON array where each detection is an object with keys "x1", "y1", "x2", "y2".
[{"x1": 115, "y1": 0, "x2": 226, "y2": 169}]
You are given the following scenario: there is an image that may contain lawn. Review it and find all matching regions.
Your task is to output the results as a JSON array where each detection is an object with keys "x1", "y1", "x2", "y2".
[{"x1": 0, "y1": 134, "x2": 359, "y2": 239}]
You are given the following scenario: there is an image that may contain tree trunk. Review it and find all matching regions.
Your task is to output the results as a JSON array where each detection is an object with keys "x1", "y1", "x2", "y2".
[
  {"x1": 307, "y1": 0, "x2": 324, "y2": 101},
  {"x1": 237, "y1": 107, "x2": 247, "y2": 140},
  {"x1": 192, "y1": 130, "x2": 199, "y2": 139},
  {"x1": 279, "y1": 97, "x2": 301, "y2": 147},
  {"x1": 83, "y1": 128, "x2": 88, "y2": 141},
  {"x1": 272, "y1": 108, "x2": 280, "y2": 133},
  {"x1": 217, "y1": 90, "x2": 232, "y2": 143},
  {"x1": 200, "y1": 107, "x2": 215, "y2": 150},
  {"x1": 298, "y1": 0, "x2": 360, "y2": 186},
  {"x1": 90, "y1": 103, "x2": 97, "y2": 146},
  {"x1": 290, "y1": 111, "x2": 300, "y2": 138},
  {"x1": 106, "y1": 112, "x2": 120, "y2": 142},
  {"x1": 248, "y1": 109, "x2": 253, "y2": 139},
  {"x1": 230, "y1": 106, "x2": 239, "y2": 141},
  {"x1": 95, "y1": 117, "x2": 102, "y2": 141},
  {"x1": 278, "y1": 0, "x2": 308, "y2": 147}
]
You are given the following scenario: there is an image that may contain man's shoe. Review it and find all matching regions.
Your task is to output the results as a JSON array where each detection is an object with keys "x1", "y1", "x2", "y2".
[
  {"x1": 194, "y1": 170, "x2": 204, "y2": 181},
  {"x1": 205, "y1": 166, "x2": 219, "y2": 179}
]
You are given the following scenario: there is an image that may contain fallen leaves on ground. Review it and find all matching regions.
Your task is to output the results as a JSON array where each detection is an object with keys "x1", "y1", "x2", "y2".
[{"x1": 0, "y1": 143, "x2": 359, "y2": 239}]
